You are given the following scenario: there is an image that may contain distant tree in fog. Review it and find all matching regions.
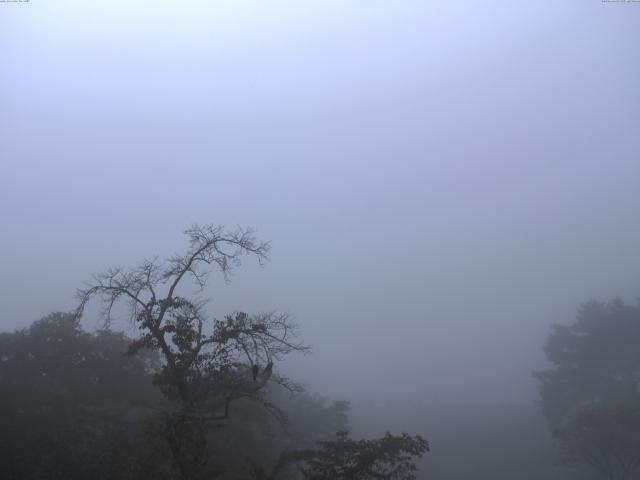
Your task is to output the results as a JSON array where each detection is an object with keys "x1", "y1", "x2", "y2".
[{"x1": 535, "y1": 299, "x2": 640, "y2": 480}]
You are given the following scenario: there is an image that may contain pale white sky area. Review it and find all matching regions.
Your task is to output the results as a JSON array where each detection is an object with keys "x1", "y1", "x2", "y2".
[{"x1": 1, "y1": 0, "x2": 639, "y2": 405}]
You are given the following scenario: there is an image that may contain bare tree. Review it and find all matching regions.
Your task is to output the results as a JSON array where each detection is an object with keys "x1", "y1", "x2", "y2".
[{"x1": 75, "y1": 224, "x2": 309, "y2": 480}]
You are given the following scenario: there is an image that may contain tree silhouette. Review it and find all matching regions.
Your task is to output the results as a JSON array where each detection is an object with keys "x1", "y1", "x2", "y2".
[
  {"x1": 75, "y1": 224, "x2": 308, "y2": 480},
  {"x1": 255, "y1": 431, "x2": 429, "y2": 480},
  {"x1": 534, "y1": 299, "x2": 640, "y2": 480}
]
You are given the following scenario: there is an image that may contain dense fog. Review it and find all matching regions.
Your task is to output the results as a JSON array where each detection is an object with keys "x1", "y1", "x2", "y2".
[{"x1": 1, "y1": 1, "x2": 639, "y2": 479}]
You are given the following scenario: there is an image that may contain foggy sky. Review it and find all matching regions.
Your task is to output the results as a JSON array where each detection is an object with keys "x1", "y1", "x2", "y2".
[{"x1": 1, "y1": 0, "x2": 639, "y2": 406}]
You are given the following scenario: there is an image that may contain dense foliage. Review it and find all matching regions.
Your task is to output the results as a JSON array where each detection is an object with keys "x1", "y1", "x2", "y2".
[
  {"x1": 0, "y1": 313, "x2": 427, "y2": 479},
  {"x1": 282, "y1": 431, "x2": 429, "y2": 480},
  {"x1": 535, "y1": 299, "x2": 640, "y2": 480},
  {"x1": 0, "y1": 312, "x2": 171, "y2": 480}
]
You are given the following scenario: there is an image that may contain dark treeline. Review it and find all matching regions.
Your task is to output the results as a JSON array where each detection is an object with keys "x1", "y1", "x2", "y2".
[
  {"x1": 0, "y1": 311, "x2": 425, "y2": 480},
  {"x1": 1, "y1": 225, "x2": 639, "y2": 479},
  {"x1": 0, "y1": 225, "x2": 428, "y2": 480}
]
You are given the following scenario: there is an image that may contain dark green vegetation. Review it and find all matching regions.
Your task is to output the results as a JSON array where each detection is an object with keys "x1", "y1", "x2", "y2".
[
  {"x1": 0, "y1": 225, "x2": 427, "y2": 480},
  {"x1": 1, "y1": 224, "x2": 638, "y2": 480},
  {"x1": 0, "y1": 312, "x2": 166, "y2": 479},
  {"x1": 535, "y1": 299, "x2": 640, "y2": 480}
]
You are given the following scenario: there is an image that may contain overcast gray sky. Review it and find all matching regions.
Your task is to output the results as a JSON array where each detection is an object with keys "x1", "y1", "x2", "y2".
[{"x1": 1, "y1": 0, "x2": 639, "y2": 405}]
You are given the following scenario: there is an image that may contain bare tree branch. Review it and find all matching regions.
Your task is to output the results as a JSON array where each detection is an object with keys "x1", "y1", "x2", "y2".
[{"x1": 73, "y1": 224, "x2": 304, "y2": 480}]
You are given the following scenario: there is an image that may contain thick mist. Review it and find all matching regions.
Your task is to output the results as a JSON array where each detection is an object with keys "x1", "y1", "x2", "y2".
[{"x1": 1, "y1": 3, "x2": 640, "y2": 476}]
